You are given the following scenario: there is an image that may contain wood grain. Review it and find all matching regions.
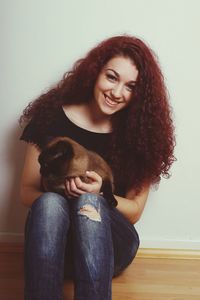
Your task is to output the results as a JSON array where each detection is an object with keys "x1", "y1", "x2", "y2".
[{"x1": 0, "y1": 247, "x2": 200, "y2": 300}]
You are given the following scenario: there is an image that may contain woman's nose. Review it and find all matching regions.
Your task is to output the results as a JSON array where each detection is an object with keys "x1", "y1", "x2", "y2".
[{"x1": 111, "y1": 84, "x2": 123, "y2": 99}]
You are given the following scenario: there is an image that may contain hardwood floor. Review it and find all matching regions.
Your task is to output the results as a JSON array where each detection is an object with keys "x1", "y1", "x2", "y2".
[{"x1": 0, "y1": 250, "x2": 200, "y2": 300}]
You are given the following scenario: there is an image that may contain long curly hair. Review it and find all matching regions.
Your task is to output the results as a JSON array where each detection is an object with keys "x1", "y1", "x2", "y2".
[{"x1": 20, "y1": 34, "x2": 176, "y2": 193}]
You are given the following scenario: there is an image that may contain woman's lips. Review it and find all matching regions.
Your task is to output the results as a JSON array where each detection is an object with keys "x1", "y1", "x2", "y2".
[{"x1": 104, "y1": 94, "x2": 118, "y2": 107}]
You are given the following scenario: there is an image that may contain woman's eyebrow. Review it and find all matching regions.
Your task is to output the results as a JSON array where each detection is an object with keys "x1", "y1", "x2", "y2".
[{"x1": 105, "y1": 68, "x2": 137, "y2": 84}]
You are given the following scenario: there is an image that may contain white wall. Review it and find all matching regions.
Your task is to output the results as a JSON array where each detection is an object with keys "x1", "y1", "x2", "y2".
[{"x1": 0, "y1": 0, "x2": 200, "y2": 249}]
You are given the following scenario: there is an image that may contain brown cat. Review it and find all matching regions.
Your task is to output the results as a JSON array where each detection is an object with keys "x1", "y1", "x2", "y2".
[{"x1": 38, "y1": 136, "x2": 117, "y2": 207}]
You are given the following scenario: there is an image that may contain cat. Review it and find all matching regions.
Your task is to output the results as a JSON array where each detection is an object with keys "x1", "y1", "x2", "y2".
[{"x1": 38, "y1": 136, "x2": 117, "y2": 207}]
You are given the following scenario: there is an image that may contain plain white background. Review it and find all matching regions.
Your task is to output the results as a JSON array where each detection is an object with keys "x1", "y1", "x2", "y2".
[{"x1": 0, "y1": 0, "x2": 200, "y2": 249}]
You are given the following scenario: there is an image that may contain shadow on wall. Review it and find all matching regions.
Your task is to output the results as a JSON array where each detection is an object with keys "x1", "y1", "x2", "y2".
[{"x1": 2, "y1": 123, "x2": 28, "y2": 241}]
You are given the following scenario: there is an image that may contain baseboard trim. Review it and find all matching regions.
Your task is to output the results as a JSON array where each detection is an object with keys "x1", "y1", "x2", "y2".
[
  {"x1": 137, "y1": 248, "x2": 200, "y2": 260},
  {"x1": 0, "y1": 243, "x2": 24, "y2": 253},
  {"x1": 0, "y1": 243, "x2": 199, "y2": 259}
]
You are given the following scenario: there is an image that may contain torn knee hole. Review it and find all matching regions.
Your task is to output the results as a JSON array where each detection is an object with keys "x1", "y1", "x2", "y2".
[{"x1": 78, "y1": 204, "x2": 101, "y2": 222}]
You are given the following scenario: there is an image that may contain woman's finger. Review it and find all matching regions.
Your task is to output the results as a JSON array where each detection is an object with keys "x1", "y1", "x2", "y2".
[
  {"x1": 74, "y1": 177, "x2": 91, "y2": 192},
  {"x1": 86, "y1": 171, "x2": 102, "y2": 185},
  {"x1": 69, "y1": 178, "x2": 86, "y2": 196},
  {"x1": 80, "y1": 171, "x2": 103, "y2": 194},
  {"x1": 65, "y1": 179, "x2": 80, "y2": 198},
  {"x1": 65, "y1": 180, "x2": 76, "y2": 197}
]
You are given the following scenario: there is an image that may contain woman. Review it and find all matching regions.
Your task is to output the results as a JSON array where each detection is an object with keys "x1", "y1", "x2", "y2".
[{"x1": 19, "y1": 35, "x2": 175, "y2": 300}]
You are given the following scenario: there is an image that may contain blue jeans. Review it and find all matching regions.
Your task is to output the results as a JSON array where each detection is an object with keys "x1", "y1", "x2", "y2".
[{"x1": 24, "y1": 192, "x2": 139, "y2": 300}]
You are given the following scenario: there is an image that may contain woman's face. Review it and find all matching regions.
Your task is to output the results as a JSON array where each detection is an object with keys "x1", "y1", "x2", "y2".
[{"x1": 93, "y1": 56, "x2": 138, "y2": 116}]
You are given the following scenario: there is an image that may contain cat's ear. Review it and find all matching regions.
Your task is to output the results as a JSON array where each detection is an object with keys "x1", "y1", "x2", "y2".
[{"x1": 51, "y1": 140, "x2": 74, "y2": 160}]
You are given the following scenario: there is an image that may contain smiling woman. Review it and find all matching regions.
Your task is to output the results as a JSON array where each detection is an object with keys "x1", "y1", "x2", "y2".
[
  {"x1": 19, "y1": 35, "x2": 175, "y2": 300},
  {"x1": 93, "y1": 56, "x2": 139, "y2": 115}
]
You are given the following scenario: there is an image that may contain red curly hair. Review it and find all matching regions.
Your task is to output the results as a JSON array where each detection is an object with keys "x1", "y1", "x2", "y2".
[{"x1": 20, "y1": 35, "x2": 176, "y2": 193}]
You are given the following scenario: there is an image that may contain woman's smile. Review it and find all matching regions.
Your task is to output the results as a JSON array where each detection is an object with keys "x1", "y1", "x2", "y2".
[
  {"x1": 104, "y1": 93, "x2": 120, "y2": 107},
  {"x1": 93, "y1": 56, "x2": 138, "y2": 116}
]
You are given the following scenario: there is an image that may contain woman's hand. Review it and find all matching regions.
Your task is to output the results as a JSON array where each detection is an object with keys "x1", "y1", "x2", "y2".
[{"x1": 64, "y1": 171, "x2": 103, "y2": 198}]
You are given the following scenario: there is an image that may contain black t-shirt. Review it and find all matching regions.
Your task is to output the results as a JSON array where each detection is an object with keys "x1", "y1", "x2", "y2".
[
  {"x1": 20, "y1": 106, "x2": 111, "y2": 160},
  {"x1": 20, "y1": 107, "x2": 126, "y2": 196}
]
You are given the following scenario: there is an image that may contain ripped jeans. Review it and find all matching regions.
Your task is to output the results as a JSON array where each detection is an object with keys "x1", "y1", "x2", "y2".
[{"x1": 24, "y1": 192, "x2": 140, "y2": 300}]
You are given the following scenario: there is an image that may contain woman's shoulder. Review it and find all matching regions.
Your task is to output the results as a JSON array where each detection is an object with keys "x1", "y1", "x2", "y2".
[{"x1": 19, "y1": 106, "x2": 64, "y2": 148}]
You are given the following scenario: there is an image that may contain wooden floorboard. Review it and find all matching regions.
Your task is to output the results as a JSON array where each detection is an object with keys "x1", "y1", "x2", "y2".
[{"x1": 0, "y1": 251, "x2": 200, "y2": 299}]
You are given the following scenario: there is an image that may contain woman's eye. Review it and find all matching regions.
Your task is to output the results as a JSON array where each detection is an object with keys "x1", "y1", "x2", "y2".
[
  {"x1": 106, "y1": 73, "x2": 117, "y2": 81},
  {"x1": 126, "y1": 85, "x2": 135, "y2": 92}
]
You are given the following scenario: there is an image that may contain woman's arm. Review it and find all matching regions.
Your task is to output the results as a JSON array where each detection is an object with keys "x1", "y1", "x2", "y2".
[
  {"x1": 114, "y1": 183, "x2": 150, "y2": 224},
  {"x1": 20, "y1": 144, "x2": 43, "y2": 208},
  {"x1": 64, "y1": 171, "x2": 150, "y2": 225}
]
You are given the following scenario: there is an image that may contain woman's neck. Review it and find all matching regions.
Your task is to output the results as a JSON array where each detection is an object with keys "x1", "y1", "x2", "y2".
[{"x1": 62, "y1": 103, "x2": 112, "y2": 133}]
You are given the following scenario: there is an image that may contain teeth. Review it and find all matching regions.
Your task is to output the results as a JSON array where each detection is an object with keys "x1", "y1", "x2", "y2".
[{"x1": 105, "y1": 95, "x2": 117, "y2": 106}]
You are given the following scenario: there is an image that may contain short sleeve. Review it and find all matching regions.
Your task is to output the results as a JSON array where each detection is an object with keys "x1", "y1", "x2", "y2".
[{"x1": 20, "y1": 118, "x2": 43, "y2": 149}]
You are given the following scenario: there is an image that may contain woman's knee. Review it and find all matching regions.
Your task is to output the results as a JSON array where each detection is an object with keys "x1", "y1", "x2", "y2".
[
  {"x1": 27, "y1": 192, "x2": 70, "y2": 234},
  {"x1": 72, "y1": 193, "x2": 110, "y2": 223},
  {"x1": 31, "y1": 192, "x2": 69, "y2": 216}
]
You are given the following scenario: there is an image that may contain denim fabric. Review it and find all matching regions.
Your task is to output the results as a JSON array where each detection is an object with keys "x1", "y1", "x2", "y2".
[{"x1": 24, "y1": 192, "x2": 139, "y2": 300}]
